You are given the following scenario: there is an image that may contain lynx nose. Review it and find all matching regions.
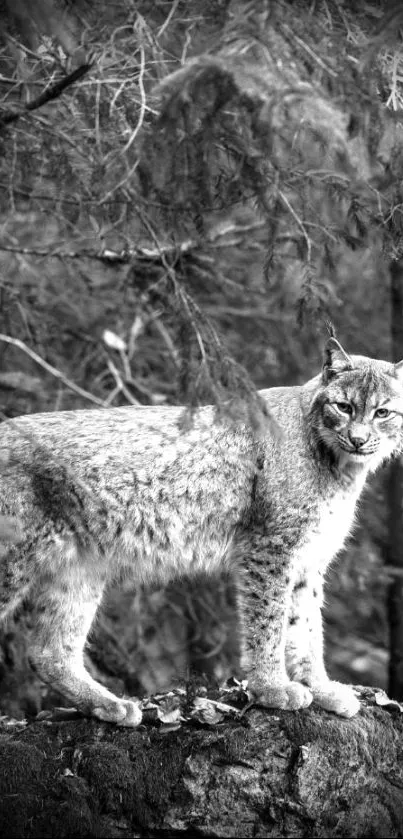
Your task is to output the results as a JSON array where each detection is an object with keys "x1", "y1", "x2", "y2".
[{"x1": 348, "y1": 428, "x2": 369, "y2": 449}]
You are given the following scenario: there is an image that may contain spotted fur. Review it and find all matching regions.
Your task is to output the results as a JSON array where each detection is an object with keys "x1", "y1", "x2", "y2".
[{"x1": 0, "y1": 338, "x2": 402, "y2": 724}]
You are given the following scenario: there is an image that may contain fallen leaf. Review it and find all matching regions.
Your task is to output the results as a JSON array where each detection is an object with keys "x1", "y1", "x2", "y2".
[
  {"x1": 374, "y1": 691, "x2": 403, "y2": 713},
  {"x1": 191, "y1": 697, "x2": 225, "y2": 725}
]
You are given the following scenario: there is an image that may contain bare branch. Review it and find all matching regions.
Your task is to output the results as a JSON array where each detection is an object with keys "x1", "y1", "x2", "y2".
[
  {"x1": 0, "y1": 223, "x2": 265, "y2": 265},
  {"x1": 106, "y1": 358, "x2": 141, "y2": 406},
  {"x1": 0, "y1": 334, "x2": 104, "y2": 407},
  {"x1": 0, "y1": 62, "x2": 93, "y2": 129}
]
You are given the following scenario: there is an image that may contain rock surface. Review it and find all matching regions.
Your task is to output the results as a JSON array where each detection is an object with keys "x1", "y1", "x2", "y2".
[{"x1": 0, "y1": 688, "x2": 402, "y2": 838}]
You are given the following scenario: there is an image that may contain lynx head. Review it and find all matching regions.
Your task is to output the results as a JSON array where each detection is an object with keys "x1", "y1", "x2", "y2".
[{"x1": 310, "y1": 338, "x2": 403, "y2": 473}]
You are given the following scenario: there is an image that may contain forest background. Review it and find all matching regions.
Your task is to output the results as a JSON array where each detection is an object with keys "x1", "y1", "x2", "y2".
[{"x1": 0, "y1": 0, "x2": 403, "y2": 719}]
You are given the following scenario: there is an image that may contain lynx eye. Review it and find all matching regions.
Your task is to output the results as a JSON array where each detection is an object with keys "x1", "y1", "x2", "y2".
[
  {"x1": 335, "y1": 402, "x2": 353, "y2": 415},
  {"x1": 374, "y1": 407, "x2": 391, "y2": 419}
]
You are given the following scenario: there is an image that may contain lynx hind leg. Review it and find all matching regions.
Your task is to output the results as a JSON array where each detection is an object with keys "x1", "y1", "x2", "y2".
[
  {"x1": 0, "y1": 542, "x2": 32, "y2": 622},
  {"x1": 29, "y1": 554, "x2": 142, "y2": 727},
  {"x1": 286, "y1": 573, "x2": 360, "y2": 719}
]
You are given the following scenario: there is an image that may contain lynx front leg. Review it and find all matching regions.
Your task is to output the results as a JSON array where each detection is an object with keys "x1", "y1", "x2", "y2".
[
  {"x1": 29, "y1": 565, "x2": 142, "y2": 727},
  {"x1": 286, "y1": 570, "x2": 360, "y2": 718},
  {"x1": 237, "y1": 533, "x2": 312, "y2": 712}
]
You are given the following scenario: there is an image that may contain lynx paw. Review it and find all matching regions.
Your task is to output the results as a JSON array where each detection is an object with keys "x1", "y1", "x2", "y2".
[
  {"x1": 311, "y1": 681, "x2": 360, "y2": 718},
  {"x1": 253, "y1": 681, "x2": 313, "y2": 711},
  {"x1": 93, "y1": 698, "x2": 142, "y2": 727}
]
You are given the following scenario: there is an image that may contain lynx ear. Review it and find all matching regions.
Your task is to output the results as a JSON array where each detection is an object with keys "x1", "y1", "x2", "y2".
[
  {"x1": 394, "y1": 359, "x2": 403, "y2": 382},
  {"x1": 323, "y1": 338, "x2": 353, "y2": 382}
]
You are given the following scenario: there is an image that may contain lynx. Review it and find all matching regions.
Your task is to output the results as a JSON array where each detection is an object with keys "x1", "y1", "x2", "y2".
[{"x1": 1, "y1": 338, "x2": 402, "y2": 726}]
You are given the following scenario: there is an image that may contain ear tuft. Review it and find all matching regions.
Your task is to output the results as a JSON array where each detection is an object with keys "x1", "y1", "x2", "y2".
[
  {"x1": 324, "y1": 319, "x2": 337, "y2": 339},
  {"x1": 323, "y1": 338, "x2": 353, "y2": 382}
]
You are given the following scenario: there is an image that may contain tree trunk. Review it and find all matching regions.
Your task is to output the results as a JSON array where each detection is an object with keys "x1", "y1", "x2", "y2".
[
  {"x1": 0, "y1": 689, "x2": 402, "y2": 838},
  {"x1": 387, "y1": 258, "x2": 403, "y2": 700}
]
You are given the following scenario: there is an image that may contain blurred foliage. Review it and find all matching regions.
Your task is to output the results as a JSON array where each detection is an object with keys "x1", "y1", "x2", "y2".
[{"x1": 1, "y1": 0, "x2": 403, "y2": 716}]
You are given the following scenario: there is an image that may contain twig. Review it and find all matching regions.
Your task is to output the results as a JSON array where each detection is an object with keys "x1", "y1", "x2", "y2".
[
  {"x1": 0, "y1": 223, "x2": 266, "y2": 266},
  {"x1": 0, "y1": 334, "x2": 105, "y2": 407},
  {"x1": 152, "y1": 317, "x2": 180, "y2": 369},
  {"x1": 278, "y1": 190, "x2": 312, "y2": 263},
  {"x1": 99, "y1": 156, "x2": 140, "y2": 206},
  {"x1": 203, "y1": 306, "x2": 288, "y2": 320},
  {"x1": 157, "y1": 0, "x2": 181, "y2": 39},
  {"x1": 119, "y1": 45, "x2": 146, "y2": 156},
  {"x1": 106, "y1": 358, "x2": 141, "y2": 406},
  {"x1": 102, "y1": 384, "x2": 121, "y2": 407},
  {"x1": 280, "y1": 23, "x2": 338, "y2": 77},
  {"x1": 0, "y1": 241, "x2": 191, "y2": 264},
  {"x1": 0, "y1": 62, "x2": 93, "y2": 128},
  {"x1": 95, "y1": 79, "x2": 102, "y2": 153},
  {"x1": 385, "y1": 53, "x2": 402, "y2": 111}
]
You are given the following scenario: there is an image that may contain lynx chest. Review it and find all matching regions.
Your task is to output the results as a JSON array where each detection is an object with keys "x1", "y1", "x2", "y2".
[{"x1": 297, "y1": 491, "x2": 359, "y2": 572}]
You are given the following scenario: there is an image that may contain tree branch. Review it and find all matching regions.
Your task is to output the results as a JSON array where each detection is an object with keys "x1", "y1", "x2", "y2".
[
  {"x1": 0, "y1": 334, "x2": 104, "y2": 407},
  {"x1": 0, "y1": 222, "x2": 265, "y2": 264},
  {"x1": 0, "y1": 62, "x2": 93, "y2": 129}
]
